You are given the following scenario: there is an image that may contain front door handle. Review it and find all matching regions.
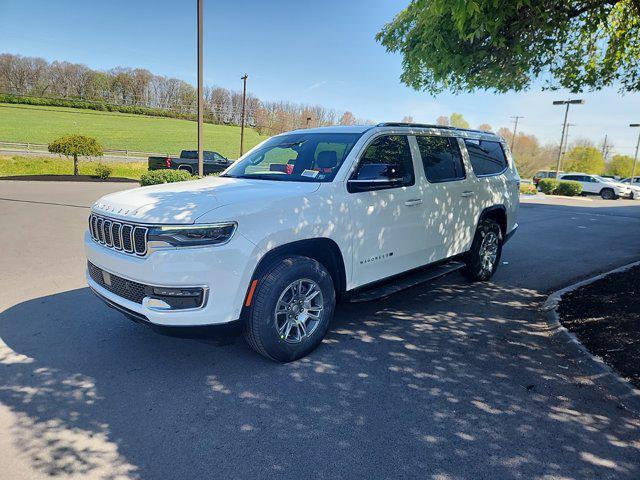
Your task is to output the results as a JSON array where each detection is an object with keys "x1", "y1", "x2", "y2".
[
  {"x1": 404, "y1": 198, "x2": 423, "y2": 206},
  {"x1": 461, "y1": 191, "x2": 475, "y2": 198}
]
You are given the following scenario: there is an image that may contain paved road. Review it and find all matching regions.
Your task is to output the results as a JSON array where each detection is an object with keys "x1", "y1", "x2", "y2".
[{"x1": 1, "y1": 181, "x2": 640, "y2": 480}]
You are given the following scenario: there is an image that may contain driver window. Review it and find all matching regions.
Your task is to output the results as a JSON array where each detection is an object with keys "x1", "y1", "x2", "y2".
[
  {"x1": 352, "y1": 135, "x2": 414, "y2": 186},
  {"x1": 246, "y1": 147, "x2": 297, "y2": 174}
]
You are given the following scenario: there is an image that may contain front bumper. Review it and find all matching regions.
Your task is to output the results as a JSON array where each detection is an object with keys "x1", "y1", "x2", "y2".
[{"x1": 85, "y1": 230, "x2": 258, "y2": 327}]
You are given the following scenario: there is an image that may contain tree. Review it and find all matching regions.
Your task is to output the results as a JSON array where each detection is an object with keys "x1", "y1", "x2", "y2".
[
  {"x1": 450, "y1": 113, "x2": 469, "y2": 129},
  {"x1": 376, "y1": 1, "x2": 640, "y2": 94},
  {"x1": 339, "y1": 111, "x2": 356, "y2": 125},
  {"x1": 606, "y1": 155, "x2": 635, "y2": 178},
  {"x1": 436, "y1": 115, "x2": 449, "y2": 126},
  {"x1": 563, "y1": 146, "x2": 605, "y2": 174},
  {"x1": 48, "y1": 135, "x2": 103, "y2": 175},
  {"x1": 401, "y1": 115, "x2": 414, "y2": 123},
  {"x1": 477, "y1": 123, "x2": 492, "y2": 132}
]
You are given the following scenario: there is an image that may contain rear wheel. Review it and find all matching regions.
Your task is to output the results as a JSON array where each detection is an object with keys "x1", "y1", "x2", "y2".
[
  {"x1": 600, "y1": 188, "x2": 616, "y2": 200},
  {"x1": 462, "y1": 219, "x2": 503, "y2": 281},
  {"x1": 178, "y1": 165, "x2": 193, "y2": 174},
  {"x1": 243, "y1": 256, "x2": 335, "y2": 362}
]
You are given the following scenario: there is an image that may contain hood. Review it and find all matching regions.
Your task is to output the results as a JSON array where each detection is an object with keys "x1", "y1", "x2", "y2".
[{"x1": 92, "y1": 176, "x2": 321, "y2": 224}]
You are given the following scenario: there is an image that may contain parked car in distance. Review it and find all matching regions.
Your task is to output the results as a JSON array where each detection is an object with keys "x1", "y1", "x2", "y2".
[
  {"x1": 620, "y1": 177, "x2": 640, "y2": 199},
  {"x1": 558, "y1": 173, "x2": 633, "y2": 200},
  {"x1": 86, "y1": 123, "x2": 519, "y2": 362},
  {"x1": 621, "y1": 176, "x2": 640, "y2": 185},
  {"x1": 533, "y1": 170, "x2": 563, "y2": 186},
  {"x1": 148, "y1": 150, "x2": 232, "y2": 175}
]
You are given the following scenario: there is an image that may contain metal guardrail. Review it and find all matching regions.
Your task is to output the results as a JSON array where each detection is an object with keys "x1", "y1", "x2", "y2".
[{"x1": 0, "y1": 140, "x2": 175, "y2": 159}]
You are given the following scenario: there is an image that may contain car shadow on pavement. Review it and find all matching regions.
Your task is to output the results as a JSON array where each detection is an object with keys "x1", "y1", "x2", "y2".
[{"x1": 1, "y1": 279, "x2": 639, "y2": 479}]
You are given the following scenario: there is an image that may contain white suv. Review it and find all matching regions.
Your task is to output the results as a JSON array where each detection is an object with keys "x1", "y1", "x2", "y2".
[
  {"x1": 558, "y1": 173, "x2": 633, "y2": 200},
  {"x1": 85, "y1": 123, "x2": 519, "y2": 361}
]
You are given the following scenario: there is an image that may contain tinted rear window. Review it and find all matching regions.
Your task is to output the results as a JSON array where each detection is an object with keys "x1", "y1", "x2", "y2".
[
  {"x1": 416, "y1": 136, "x2": 465, "y2": 183},
  {"x1": 464, "y1": 139, "x2": 508, "y2": 176}
]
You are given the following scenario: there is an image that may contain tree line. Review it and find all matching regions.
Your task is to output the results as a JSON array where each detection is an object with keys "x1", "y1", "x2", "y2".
[
  {"x1": 2, "y1": 53, "x2": 631, "y2": 177},
  {"x1": 0, "y1": 53, "x2": 371, "y2": 135}
]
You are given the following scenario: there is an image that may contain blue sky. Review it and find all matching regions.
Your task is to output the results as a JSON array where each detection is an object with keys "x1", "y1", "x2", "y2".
[{"x1": 2, "y1": 0, "x2": 640, "y2": 156}]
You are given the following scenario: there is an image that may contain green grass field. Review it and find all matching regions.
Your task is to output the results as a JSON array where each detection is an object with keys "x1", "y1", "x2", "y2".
[
  {"x1": 0, "y1": 103, "x2": 267, "y2": 158},
  {"x1": 0, "y1": 155, "x2": 147, "y2": 179}
]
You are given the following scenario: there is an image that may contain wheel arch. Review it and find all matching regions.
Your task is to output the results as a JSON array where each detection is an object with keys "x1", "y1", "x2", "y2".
[
  {"x1": 248, "y1": 238, "x2": 347, "y2": 301},
  {"x1": 478, "y1": 205, "x2": 507, "y2": 236},
  {"x1": 177, "y1": 165, "x2": 194, "y2": 174}
]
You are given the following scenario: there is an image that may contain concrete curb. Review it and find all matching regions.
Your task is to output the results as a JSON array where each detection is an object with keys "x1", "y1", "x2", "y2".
[{"x1": 542, "y1": 261, "x2": 640, "y2": 416}]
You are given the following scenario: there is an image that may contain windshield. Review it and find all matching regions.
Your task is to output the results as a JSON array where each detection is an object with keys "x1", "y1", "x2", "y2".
[
  {"x1": 223, "y1": 132, "x2": 362, "y2": 182},
  {"x1": 594, "y1": 176, "x2": 615, "y2": 183}
]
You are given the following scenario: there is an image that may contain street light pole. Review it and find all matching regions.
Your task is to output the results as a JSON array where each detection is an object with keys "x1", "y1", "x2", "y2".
[
  {"x1": 197, "y1": 0, "x2": 204, "y2": 177},
  {"x1": 240, "y1": 73, "x2": 248, "y2": 157},
  {"x1": 553, "y1": 99, "x2": 584, "y2": 175},
  {"x1": 631, "y1": 124, "x2": 640, "y2": 182},
  {"x1": 509, "y1": 115, "x2": 523, "y2": 151}
]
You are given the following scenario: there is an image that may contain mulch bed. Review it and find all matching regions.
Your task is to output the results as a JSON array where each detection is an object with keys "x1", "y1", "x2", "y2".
[
  {"x1": 1, "y1": 174, "x2": 138, "y2": 183},
  {"x1": 558, "y1": 265, "x2": 640, "y2": 388}
]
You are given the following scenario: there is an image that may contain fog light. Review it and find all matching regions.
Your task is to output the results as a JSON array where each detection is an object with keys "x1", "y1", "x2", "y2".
[{"x1": 146, "y1": 286, "x2": 206, "y2": 310}]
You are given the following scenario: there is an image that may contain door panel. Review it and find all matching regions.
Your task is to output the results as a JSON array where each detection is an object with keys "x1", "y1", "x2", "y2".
[
  {"x1": 413, "y1": 136, "x2": 479, "y2": 262},
  {"x1": 349, "y1": 135, "x2": 426, "y2": 287}
]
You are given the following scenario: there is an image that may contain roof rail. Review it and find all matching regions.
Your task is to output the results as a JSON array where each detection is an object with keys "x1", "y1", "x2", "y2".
[{"x1": 376, "y1": 122, "x2": 492, "y2": 135}]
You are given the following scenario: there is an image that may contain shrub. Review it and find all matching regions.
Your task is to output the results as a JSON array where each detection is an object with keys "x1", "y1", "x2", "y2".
[
  {"x1": 94, "y1": 162, "x2": 112, "y2": 179},
  {"x1": 140, "y1": 169, "x2": 193, "y2": 186},
  {"x1": 554, "y1": 180, "x2": 583, "y2": 196},
  {"x1": 538, "y1": 178, "x2": 559, "y2": 194},
  {"x1": 519, "y1": 183, "x2": 537, "y2": 195}
]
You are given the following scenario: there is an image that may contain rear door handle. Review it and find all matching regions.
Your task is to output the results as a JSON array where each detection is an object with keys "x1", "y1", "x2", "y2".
[
  {"x1": 461, "y1": 191, "x2": 475, "y2": 198},
  {"x1": 404, "y1": 198, "x2": 423, "y2": 206}
]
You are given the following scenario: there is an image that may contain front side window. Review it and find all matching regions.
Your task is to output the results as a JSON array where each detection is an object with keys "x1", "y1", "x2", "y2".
[
  {"x1": 350, "y1": 135, "x2": 414, "y2": 187},
  {"x1": 223, "y1": 132, "x2": 362, "y2": 182},
  {"x1": 417, "y1": 136, "x2": 465, "y2": 183},
  {"x1": 464, "y1": 139, "x2": 508, "y2": 176}
]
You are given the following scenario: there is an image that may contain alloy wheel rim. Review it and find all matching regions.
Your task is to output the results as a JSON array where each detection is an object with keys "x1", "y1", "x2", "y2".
[
  {"x1": 274, "y1": 279, "x2": 324, "y2": 344},
  {"x1": 480, "y1": 231, "x2": 499, "y2": 272}
]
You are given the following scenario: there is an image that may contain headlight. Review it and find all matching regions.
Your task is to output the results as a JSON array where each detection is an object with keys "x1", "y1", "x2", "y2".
[{"x1": 147, "y1": 222, "x2": 237, "y2": 247}]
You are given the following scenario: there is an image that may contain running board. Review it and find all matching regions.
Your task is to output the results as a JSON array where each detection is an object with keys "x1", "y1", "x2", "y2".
[{"x1": 347, "y1": 261, "x2": 465, "y2": 303}]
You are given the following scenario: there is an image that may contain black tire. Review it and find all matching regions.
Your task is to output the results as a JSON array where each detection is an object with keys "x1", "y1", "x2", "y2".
[
  {"x1": 462, "y1": 219, "x2": 503, "y2": 281},
  {"x1": 600, "y1": 188, "x2": 616, "y2": 200},
  {"x1": 178, "y1": 165, "x2": 193, "y2": 174},
  {"x1": 243, "y1": 255, "x2": 335, "y2": 362}
]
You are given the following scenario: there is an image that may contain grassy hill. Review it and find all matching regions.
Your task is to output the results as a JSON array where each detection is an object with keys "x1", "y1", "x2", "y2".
[{"x1": 0, "y1": 103, "x2": 267, "y2": 158}]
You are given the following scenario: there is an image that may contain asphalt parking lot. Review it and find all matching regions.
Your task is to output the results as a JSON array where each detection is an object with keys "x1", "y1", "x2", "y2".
[{"x1": 1, "y1": 181, "x2": 640, "y2": 480}]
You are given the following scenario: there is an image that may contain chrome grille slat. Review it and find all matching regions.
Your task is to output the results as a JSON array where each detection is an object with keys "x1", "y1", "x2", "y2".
[
  {"x1": 112, "y1": 223, "x2": 122, "y2": 250},
  {"x1": 89, "y1": 214, "x2": 148, "y2": 257},
  {"x1": 103, "y1": 220, "x2": 112, "y2": 246}
]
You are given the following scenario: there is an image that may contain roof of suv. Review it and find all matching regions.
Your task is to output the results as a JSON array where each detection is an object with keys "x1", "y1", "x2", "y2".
[{"x1": 289, "y1": 122, "x2": 504, "y2": 141}]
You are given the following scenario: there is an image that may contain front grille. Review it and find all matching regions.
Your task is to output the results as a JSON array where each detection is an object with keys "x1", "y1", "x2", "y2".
[
  {"x1": 89, "y1": 213, "x2": 148, "y2": 256},
  {"x1": 88, "y1": 261, "x2": 149, "y2": 304}
]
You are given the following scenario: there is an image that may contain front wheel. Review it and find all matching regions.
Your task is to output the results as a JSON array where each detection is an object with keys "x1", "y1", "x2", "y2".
[
  {"x1": 243, "y1": 256, "x2": 335, "y2": 362},
  {"x1": 462, "y1": 219, "x2": 503, "y2": 281},
  {"x1": 600, "y1": 188, "x2": 616, "y2": 200}
]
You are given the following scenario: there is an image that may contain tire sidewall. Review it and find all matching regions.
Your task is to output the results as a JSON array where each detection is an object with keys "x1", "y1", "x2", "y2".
[
  {"x1": 465, "y1": 220, "x2": 503, "y2": 281},
  {"x1": 249, "y1": 256, "x2": 335, "y2": 362}
]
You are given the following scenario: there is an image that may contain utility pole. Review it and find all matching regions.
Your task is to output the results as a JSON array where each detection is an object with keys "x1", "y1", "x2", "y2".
[
  {"x1": 240, "y1": 73, "x2": 248, "y2": 157},
  {"x1": 553, "y1": 99, "x2": 584, "y2": 175},
  {"x1": 601, "y1": 134, "x2": 608, "y2": 161},
  {"x1": 509, "y1": 116, "x2": 523, "y2": 151},
  {"x1": 197, "y1": 0, "x2": 204, "y2": 176},
  {"x1": 631, "y1": 124, "x2": 640, "y2": 182}
]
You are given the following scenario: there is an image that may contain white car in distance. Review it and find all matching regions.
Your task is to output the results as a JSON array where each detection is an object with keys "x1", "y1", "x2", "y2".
[
  {"x1": 85, "y1": 123, "x2": 519, "y2": 362},
  {"x1": 558, "y1": 173, "x2": 633, "y2": 200}
]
